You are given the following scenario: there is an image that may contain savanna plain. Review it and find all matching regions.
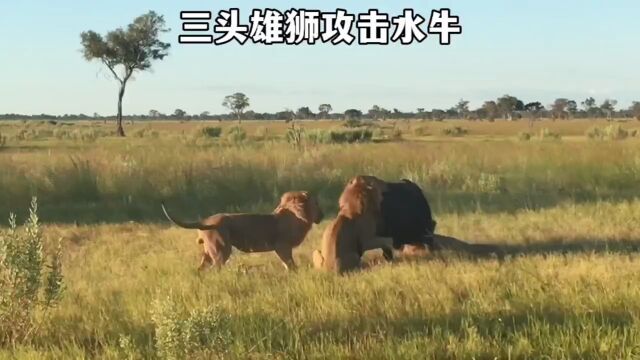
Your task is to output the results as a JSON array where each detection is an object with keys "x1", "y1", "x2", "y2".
[{"x1": 1, "y1": 118, "x2": 640, "y2": 359}]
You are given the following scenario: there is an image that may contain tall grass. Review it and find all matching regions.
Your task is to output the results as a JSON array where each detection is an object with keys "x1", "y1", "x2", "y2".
[{"x1": 0, "y1": 136, "x2": 638, "y2": 222}]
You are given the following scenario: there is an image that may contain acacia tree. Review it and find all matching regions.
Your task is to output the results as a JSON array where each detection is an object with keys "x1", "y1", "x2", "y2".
[
  {"x1": 173, "y1": 109, "x2": 187, "y2": 119},
  {"x1": 222, "y1": 93, "x2": 250, "y2": 123},
  {"x1": 550, "y1": 98, "x2": 569, "y2": 120},
  {"x1": 318, "y1": 104, "x2": 333, "y2": 119},
  {"x1": 481, "y1": 101, "x2": 499, "y2": 121},
  {"x1": 581, "y1": 97, "x2": 597, "y2": 118},
  {"x1": 497, "y1": 95, "x2": 523, "y2": 120},
  {"x1": 567, "y1": 100, "x2": 578, "y2": 118},
  {"x1": 455, "y1": 99, "x2": 470, "y2": 119},
  {"x1": 600, "y1": 99, "x2": 618, "y2": 120},
  {"x1": 344, "y1": 109, "x2": 363, "y2": 121},
  {"x1": 80, "y1": 11, "x2": 170, "y2": 136},
  {"x1": 296, "y1": 107, "x2": 314, "y2": 120},
  {"x1": 524, "y1": 101, "x2": 544, "y2": 127}
]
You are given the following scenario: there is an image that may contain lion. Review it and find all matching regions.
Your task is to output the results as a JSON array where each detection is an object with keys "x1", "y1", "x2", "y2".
[
  {"x1": 162, "y1": 191, "x2": 323, "y2": 271},
  {"x1": 312, "y1": 176, "x2": 388, "y2": 273},
  {"x1": 340, "y1": 175, "x2": 437, "y2": 260}
]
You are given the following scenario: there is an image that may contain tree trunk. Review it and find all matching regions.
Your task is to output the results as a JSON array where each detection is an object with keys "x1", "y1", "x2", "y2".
[{"x1": 116, "y1": 84, "x2": 126, "y2": 137}]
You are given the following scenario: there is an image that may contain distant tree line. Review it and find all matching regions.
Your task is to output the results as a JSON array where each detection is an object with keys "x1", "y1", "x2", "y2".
[{"x1": 4, "y1": 95, "x2": 640, "y2": 123}]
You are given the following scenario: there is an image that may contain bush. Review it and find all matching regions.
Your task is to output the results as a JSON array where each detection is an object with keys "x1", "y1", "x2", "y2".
[
  {"x1": 226, "y1": 126, "x2": 247, "y2": 144},
  {"x1": 517, "y1": 131, "x2": 532, "y2": 141},
  {"x1": 304, "y1": 129, "x2": 372, "y2": 144},
  {"x1": 286, "y1": 123, "x2": 305, "y2": 150},
  {"x1": 198, "y1": 127, "x2": 222, "y2": 138},
  {"x1": 343, "y1": 118, "x2": 365, "y2": 128},
  {"x1": 0, "y1": 131, "x2": 6, "y2": 149},
  {"x1": 330, "y1": 129, "x2": 372, "y2": 143},
  {"x1": 538, "y1": 128, "x2": 561, "y2": 140},
  {"x1": 151, "y1": 296, "x2": 231, "y2": 360},
  {"x1": 586, "y1": 125, "x2": 629, "y2": 141},
  {"x1": 441, "y1": 126, "x2": 468, "y2": 137},
  {"x1": 0, "y1": 198, "x2": 64, "y2": 346}
]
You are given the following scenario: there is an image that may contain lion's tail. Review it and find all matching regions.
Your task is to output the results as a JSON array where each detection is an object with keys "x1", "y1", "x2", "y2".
[{"x1": 161, "y1": 202, "x2": 217, "y2": 230}]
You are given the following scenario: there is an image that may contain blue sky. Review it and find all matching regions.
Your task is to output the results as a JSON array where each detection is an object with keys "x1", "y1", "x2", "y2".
[{"x1": 0, "y1": 1, "x2": 638, "y2": 115}]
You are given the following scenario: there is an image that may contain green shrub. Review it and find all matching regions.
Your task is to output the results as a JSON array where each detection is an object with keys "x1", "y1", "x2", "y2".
[
  {"x1": 286, "y1": 123, "x2": 305, "y2": 150},
  {"x1": 0, "y1": 198, "x2": 64, "y2": 346},
  {"x1": 198, "y1": 127, "x2": 222, "y2": 138},
  {"x1": 304, "y1": 129, "x2": 372, "y2": 144},
  {"x1": 538, "y1": 128, "x2": 561, "y2": 140},
  {"x1": 441, "y1": 126, "x2": 468, "y2": 137},
  {"x1": 343, "y1": 118, "x2": 365, "y2": 128},
  {"x1": 330, "y1": 129, "x2": 372, "y2": 143},
  {"x1": 0, "y1": 131, "x2": 6, "y2": 149},
  {"x1": 518, "y1": 131, "x2": 532, "y2": 141},
  {"x1": 151, "y1": 296, "x2": 231, "y2": 360}
]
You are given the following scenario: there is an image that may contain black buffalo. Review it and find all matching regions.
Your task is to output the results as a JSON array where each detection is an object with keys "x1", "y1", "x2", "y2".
[
  {"x1": 342, "y1": 176, "x2": 438, "y2": 260},
  {"x1": 379, "y1": 179, "x2": 437, "y2": 248}
]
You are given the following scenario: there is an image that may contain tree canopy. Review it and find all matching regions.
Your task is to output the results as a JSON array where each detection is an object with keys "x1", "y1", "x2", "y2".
[{"x1": 80, "y1": 11, "x2": 170, "y2": 136}]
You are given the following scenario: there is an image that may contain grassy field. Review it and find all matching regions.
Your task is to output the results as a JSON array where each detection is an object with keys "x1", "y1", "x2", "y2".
[{"x1": 1, "y1": 118, "x2": 640, "y2": 359}]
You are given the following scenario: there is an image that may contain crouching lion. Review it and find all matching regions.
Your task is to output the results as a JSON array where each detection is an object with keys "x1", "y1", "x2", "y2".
[
  {"x1": 162, "y1": 191, "x2": 323, "y2": 271},
  {"x1": 312, "y1": 176, "x2": 389, "y2": 273}
]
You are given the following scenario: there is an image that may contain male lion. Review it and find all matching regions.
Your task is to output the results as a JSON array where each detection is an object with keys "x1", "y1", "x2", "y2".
[
  {"x1": 343, "y1": 175, "x2": 437, "y2": 260},
  {"x1": 162, "y1": 191, "x2": 323, "y2": 271},
  {"x1": 312, "y1": 176, "x2": 387, "y2": 273}
]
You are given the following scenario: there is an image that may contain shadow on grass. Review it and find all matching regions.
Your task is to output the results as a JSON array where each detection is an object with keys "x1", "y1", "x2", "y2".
[
  {"x1": 419, "y1": 235, "x2": 640, "y2": 262},
  {"x1": 1, "y1": 189, "x2": 637, "y2": 226}
]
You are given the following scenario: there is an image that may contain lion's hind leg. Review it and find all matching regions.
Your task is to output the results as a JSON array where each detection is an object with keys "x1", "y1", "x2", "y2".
[
  {"x1": 312, "y1": 249, "x2": 325, "y2": 270},
  {"x1": 275, "y1": 245, "x2": 297, "y2": 271},
  {"x1": 200, "y1": 229, "x2": 232, "y2": 270}
]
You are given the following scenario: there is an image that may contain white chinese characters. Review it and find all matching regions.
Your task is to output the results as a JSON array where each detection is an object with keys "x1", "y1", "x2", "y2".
[{"x1": 179, "y1": 8, "x2": 461, "y2": 46}]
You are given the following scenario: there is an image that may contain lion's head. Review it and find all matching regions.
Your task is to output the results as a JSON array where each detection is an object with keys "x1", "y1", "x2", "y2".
[
  {"x1": 338, "y1": 176, "x2": 383, "y2": 218},
  {"x1": 274, "y1": 191, "x2": 324, "y2": 224}
]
